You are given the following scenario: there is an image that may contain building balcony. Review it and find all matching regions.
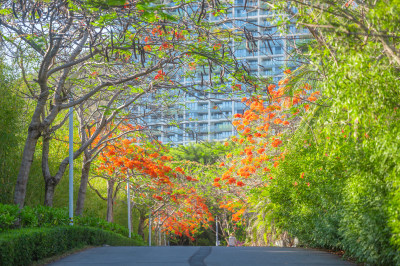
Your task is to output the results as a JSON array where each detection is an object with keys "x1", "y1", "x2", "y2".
[
  {"x1": 213, "y1": 105, "x2": 232, "y2": 111},
  {"x1": 198, "y1": 126, "x2": 209, "y2": 133},
  {"x1": 210, "y1": 124, "x2": 232, "y2": 132}
]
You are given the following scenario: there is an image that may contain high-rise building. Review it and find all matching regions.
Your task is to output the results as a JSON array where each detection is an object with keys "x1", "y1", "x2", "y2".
[{"x1": 142, "y1": 1, "x2": 309, "y2": 145}]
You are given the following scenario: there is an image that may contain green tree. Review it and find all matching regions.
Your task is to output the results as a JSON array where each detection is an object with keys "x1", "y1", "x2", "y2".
[
  {"x1": 246, "y1": 0, "x2": 400, "y2": 264},
  {"x1": 0, "y1": 60, "x2": 24, "y2": 203},
  {"x1": 0, "y1": 0, "x2": 244, "y2": 207},
  {"x1": 168, "y1": 142, "x2": 229, "y2": 165}
]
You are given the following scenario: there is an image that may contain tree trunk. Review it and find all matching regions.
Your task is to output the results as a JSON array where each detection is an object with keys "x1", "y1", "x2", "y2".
[
  {"x1": 44, "y1": 179, "x2": 56, "y2": 206},
  {"x1": 41, "y1": 131, "x2": 74, "y2": 206},
  {"x1": 41, "y1": 149, "x2": 73, "y2": 207},
  {"x1": 42, "y1": 133, "x2": 55, "y2": 207},
  {"x1": 39, "y1": 112, "x2": 108, "y2": 206},
  {"x1": 106, "y1": 179, "x2": 115, "y2": 223},
  {"x1": 14, "y1": 128, "x2": 41, "y2": 208},
  {"x1": 41, "y1": 133, "x2": 67, "y2": 207},
  {"x1": 75, "y1": 151, "x2": 91, "y2": 216},
  {"x1": 14, "y1": 80, "x2": 51, "y2": 208},
  {"x1": 137, "y1": 211, "x2": 147, "y2": 241}
]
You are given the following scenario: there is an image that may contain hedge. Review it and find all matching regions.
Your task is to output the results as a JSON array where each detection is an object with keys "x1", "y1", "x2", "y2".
[
  {"x1": 0, "y1": 226, "x2": 143, "y2": 266},
  {"x1": 0, "y1": 204, "x2": 142, "y2": 242}
]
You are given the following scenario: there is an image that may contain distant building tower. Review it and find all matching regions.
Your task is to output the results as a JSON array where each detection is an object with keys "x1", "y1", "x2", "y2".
[{"x1": 142, "y1": 1, "x2": 309, "y2": 145}]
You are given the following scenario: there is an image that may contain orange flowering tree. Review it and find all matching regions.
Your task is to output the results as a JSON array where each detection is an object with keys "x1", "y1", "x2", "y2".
[
  {"x1": 149, "y1": 73, "x2": 321, "y2": 244},
  {"x1": 212, "y1": 70, "x2": 320, "y2": 242},
  {"x1": 244, "y1": 1, "x2": 400, "y2": 263},
  {"x1": 92, "y1": 130, "x2": 214, "y2": 241},
  {"x1": 162, "y1": 159, "x2": 222, "y2": 244},
  {"x1": 4, "y1": 0, "x2": 253, "y2": 208},
  {"x1": 75, "y1": 120, "x2": 142, "y2": 215}
]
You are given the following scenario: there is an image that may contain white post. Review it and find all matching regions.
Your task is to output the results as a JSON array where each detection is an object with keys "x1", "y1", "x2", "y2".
[
  {"x1": 148, "y1": 211, "x2": 152, "y2": 246},
  {"x1": 216, "y1": 217, "x2": 218, "y2": 246},
  {"x1": 158, "y1": 227, "x2": 161, "y2": 246},
  {"x1": 127, "y1": 180, "x2": 131, "y2": 238},
  {"x1": 69, "y1": 101, "x2": 74, "y2": 226}
]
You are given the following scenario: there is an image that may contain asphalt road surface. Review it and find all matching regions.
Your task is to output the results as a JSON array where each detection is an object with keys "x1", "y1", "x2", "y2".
[{"x1": 50, "y1": 246, "x2": 354, "y2": 266}]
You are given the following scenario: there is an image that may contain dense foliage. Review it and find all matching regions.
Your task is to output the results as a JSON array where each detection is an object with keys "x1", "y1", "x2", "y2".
[
  {"x1": 265, "y1": 1, "x2": 400, "y2": 264},
  {"x1": 0, "y1": 204, "x2": 143, "y2": 242},
  {"x1": 211, "y1": 0, "x2": 400, "y2": 264},
  {"x1": 0, "y1": 61, "x2": 24, "y2": 204}
]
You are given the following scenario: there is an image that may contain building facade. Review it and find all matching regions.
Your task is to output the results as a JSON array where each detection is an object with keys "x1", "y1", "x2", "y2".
[{"x1": 143, "y1": 1, "x2": 309, "y2": 145}]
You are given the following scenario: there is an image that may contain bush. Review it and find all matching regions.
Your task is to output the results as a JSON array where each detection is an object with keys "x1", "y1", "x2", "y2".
[
  {"x1": 0, "y1": 205, "x2": 20, "y2": 230},
  {"x1": 0, "y1": 226, "x2": 143, "y2": 266},
  {"x1": 75, "y1": 215, "x2": 130, "y2": 238},
  {"x1": 0, "y1": 204, "x2": 142, "y2": 241},
  {"x1": 0, "y1": 204, "x2": 68, "y2": 231},
  {"x1": 262, "y1": 125, "x2": 400, "y2": 265},
  {"x1": 34, "y1": 205, "x2": 69, "y2": 227}
]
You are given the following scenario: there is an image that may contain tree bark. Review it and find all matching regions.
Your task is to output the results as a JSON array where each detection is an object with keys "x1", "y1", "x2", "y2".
[
  {"x1": 14, "y1": 127, "x2": 41, "y2": 208},
  {"x1": 137, "y1": 210, "x2": 147, "y2": 241},
  {"x1": 42, "y1": 133, "x2": 54, "y2": 206},
  {"x1": 39, "y1": 109, "x2": 114, "y2": 207},
  {"x1": 75, "y1": 151, "x2": 91, "y2": 216},
  {"x1": 106, "y1": 179, "x2": 115, "y2": 223},
  {"x1": 14, "y1": 58, "x2": 54, "y2": 208},
  {"x1": 44, "y1": 179, "x2": 56, "y2": 206},
  {"x1": 42, "y1": 132, "x2": 67, "y2": 207},
  {"x1": 41, "y1": 138, "x2": 76, "y2": 207}
]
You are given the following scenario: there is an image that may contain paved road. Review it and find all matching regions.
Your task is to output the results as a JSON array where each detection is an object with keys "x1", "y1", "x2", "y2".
[{"x1": 50, "y1": 246, "x2": 354, "y2": 266}]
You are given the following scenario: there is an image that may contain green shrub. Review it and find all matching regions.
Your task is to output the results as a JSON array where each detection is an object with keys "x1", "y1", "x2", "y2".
[
  {"x1": 75, "y1": 215, "x2": 131, "y2": 238},
  {"x1": 33, "y1": 205, "x2": 69, "y2": 227},
  {"x1": 0, "y1": 204, "x2": 141, "y2": 241},
  {"x1": 261, "y1": 126, "x2": 400, "y2": 265},
  {"x1": 0, "y1": 205, "x2": 20, "y2": 230},
  {"x1": 0, "y1": 226, "x2": 143, "y2": 266},
  {"x1": 19, "y1": 206, "x2": 38, "y2": 228}
]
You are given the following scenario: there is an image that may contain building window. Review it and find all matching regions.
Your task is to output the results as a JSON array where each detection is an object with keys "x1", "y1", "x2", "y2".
[
  {"x1": 187, "y1": 103, "x2": 196, "y2": 109},
  {"x1": 264, "y1": 68, "x2": 273, "y2": 76},
  {"x1": 274, "y1": 46, "x2": 282, "y2": 54},
  {"x1": 247, "y1": 59, "x2": 258, "y2": 70},
  {"x1": 199, "y1": 104, "x2": 208, "y2": 110},
  {"x1": 212, "y1": 113, "x2": 223, "y2": 119},
  {"x1": 235, "y1": 49, "x2": 246, "y2": 57},
  {"x1": 200, "y1": 114, "x2": 208, "y2": 120}
]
